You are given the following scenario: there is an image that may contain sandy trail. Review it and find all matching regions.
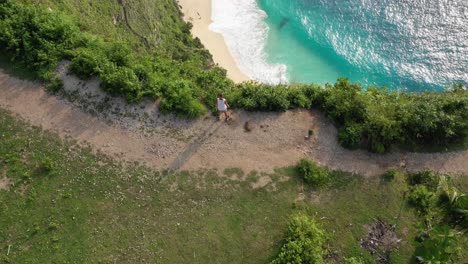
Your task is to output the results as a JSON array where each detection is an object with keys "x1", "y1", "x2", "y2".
[{"x1": 0, "y1": 68, "x2": 467, "y2": 176}]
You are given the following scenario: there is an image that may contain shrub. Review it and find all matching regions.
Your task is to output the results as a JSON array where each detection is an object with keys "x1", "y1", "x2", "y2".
[
  {"x1": 451, "y1": 194, "x2": 468, "y2": 228},
  {"x1": 69, "y1": 46, "x2": 108, "y2": 79},
  {"x1": 100, "y1": 64, "x2": 143, "y2": 102},
  {"x1": 408, "y1": 185, "x2": 436, "y2": 213},
  {"x1": 45, "y1": 76, "x2": 64, "y2": 93},
  {"x1": 296, "y1": 159, "x2": 330, "y2": 186},
  {"x1": 231, "y1": 82, "x2": 290, "y2": 111},
  {"x1": 414, "y1": 225, "x2": 461, "y2": 263},
  {"x1": 401, "y1": 91, "x2": 468, "y2": 145},
  {"x1": 437, "y1": 176, "x2": 459, "y2": 205},
  {"x1": 159, "y1": 80, "x2": 206, "y2": 118},
  {"x1": 271, "y1": 214, "x2": 325, "y2": 264},
  {"x1": 382, "y1": 169, "x2": 400, "y2": 181},
  {"x1": 40, "y1": 157, "x2": 57, "y2": 176},
  {"x1": 39, "y1": 70, "x2": 63, "y2": 92},
  {"x1": 322, "y1": 78, "x2": 367, "y2": 124},
  {"x1": 287, "y1": 87, "x2": 311, "y2": 109},
  {"x1": 338, "y1": 123, "x2": 364, "y2": 149},
  {"x1": 106, "y1": 43, "x2": 134, "y2": 67},
  {"x1": 364, "y1": 116, "x2": 402, "y2": 153},
  {"x1": 298, "y1": 84, "x2": 326, "y2": 106},
  {"x1": 437, "y1": 176, "x2": 468, "y2": 226},
  {"x1": 361, "y1": 88, "x2": 403, "y2": 153},
  {"x1": 453, "y1": 195, "x2": 468, "y2": 214},
  {"x1": 408, "y1": 170, "x2": 440, "y2": 190},
  {"x1": 0, "y1": 1, "x2": 80, "y2": 72},
  {"x1": 370, "y1": 141, "x2": 386, "y2": 154}
]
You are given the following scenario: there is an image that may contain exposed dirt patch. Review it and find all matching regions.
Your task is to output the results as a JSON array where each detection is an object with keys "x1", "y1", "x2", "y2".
[
  {"x1": 360, "y1": 219, "x2": 401, "y2": 264},
  {"x1": 0, "y1": 177, "x2": 12, "y2": 191},
  {"x1": 17, "y1": 184, "x2": 30, "y2": 195},
  {"x1": 168, "y1": 181, "x2": 178, "y2": 192},
  {"x1": 251, "y1": 175, "x2": 273, "y2": 189},
  {"x1": 222, "y1": 168, "x2": 245, "y2": 181},
  {"x1": 294, "y1": 193, "x2": 306, "y2": 203},
  {"x1": 0, "y1": 65, "x2": 467, "y2": 177}
]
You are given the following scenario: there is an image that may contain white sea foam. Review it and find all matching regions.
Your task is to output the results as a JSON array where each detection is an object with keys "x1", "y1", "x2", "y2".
[{"x1": 210, "y1": 0, "x2": 288, "y2": 84}]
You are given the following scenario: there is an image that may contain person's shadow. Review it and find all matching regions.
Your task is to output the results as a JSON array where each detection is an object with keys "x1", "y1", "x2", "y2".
[{"x1": 168, "y1": 118, "x2": 224, "y2": 170}]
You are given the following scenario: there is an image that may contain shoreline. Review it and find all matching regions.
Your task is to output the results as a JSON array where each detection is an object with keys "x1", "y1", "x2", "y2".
[{"x1": 177, "y1": 0, "x2": 250, "y2": 83}]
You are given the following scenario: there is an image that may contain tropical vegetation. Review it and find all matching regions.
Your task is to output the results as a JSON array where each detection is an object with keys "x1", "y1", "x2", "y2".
[{"x1": 1, "y1": 0, "x2": 467, "y2": 152}]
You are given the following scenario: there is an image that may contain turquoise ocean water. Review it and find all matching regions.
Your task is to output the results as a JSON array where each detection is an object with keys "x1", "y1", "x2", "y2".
[{"x1": 257, "y1": 0, "x2": 468, "y2": 91}]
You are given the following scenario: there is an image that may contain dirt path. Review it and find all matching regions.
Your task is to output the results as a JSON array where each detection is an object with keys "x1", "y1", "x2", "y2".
[{"x1": 0, "y1": 67, "x2": 467, "y2": 176}]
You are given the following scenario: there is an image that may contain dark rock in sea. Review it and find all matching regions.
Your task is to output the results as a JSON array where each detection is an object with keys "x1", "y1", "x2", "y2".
[{"x1": 279, "y1": 17, "x2": 289, "y2": 30}]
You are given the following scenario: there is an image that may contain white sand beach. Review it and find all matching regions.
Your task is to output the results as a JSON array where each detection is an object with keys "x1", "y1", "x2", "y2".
[{"x1": 177, "y1": 0, "x2": 250, "y2": 83}]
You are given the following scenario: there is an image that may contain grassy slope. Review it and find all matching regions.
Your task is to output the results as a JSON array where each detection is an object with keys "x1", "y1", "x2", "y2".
[
  {"x1": 2, "y1": 109, "x2": 467, "y2": 263},
  {"x1": 22, "y1": 0, "x2": 196, "y2": 56},
  {"x1": 24, "y1": 0, "x2": 130, "y2": 44}
]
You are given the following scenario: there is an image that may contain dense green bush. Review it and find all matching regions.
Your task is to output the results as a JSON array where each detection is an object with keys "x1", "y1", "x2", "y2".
[
  {"x1": 297, "y1": 84, "x2": 326, "y2": 106},
  {"x1": 106, "y1": 43, "x2": 134, "y2": 67},
  {"x1": 69, "y1": 45, "x2": 108, "y2": 79},
  {"x1": 0, "y1": 1, "x2": 81, "y2": 72},
  {"x1": 40, "y1": 157, "x2": 56, "y2": 176},
  {"x1": 230, "y1": 82, "x2": 291, "y2": 111},
  {"x1": 159, "y1": 80, "x2": 206, "y2": 118},
  {"x1": 322, "y1": 78, "x2": 367, "y2": 124},
  {"x1": 38, "y1": 69, "x2": 63, "y2": 92},
  {"x1": 287, "y1": 86, "x2": 312, "y2": 109},
  {"x1": 405, "y1": 172, "x2": 467, "y2": 263},
  {"x1": 382, "y1": 169, "x2": 400, "y2": 181},
  {"x1": 453, "y1": 195, "x2": 468, "y2": 214},
  {"x1": 408, "y1": 170, "x2": 440, "y2": 190},
  {"x1": 413, "y1": 225, "x2": 461, "y2": 263},
  {"x1": 271, "y1": 214, "x2": 326, "y2": 264},
  {"x1": 100, "y1": 64, "x2": 143, "y2": 102},
  {"x1": 408, "y1": 185, "x2": 436, "y2": 213},
  {"x1": 438, "y1": 176, "x2": 468, "y2": 227},
  {"x1": 361, "y1": 88, "x2": 403, "y2": 153},
  {"x1": 400, "y1": 87, "x2": 468, "y2": 146},
  {"x1": 338, "y1": 122, "x2": 364, "y2": 149},
  {"x1": 296, "y1": 159, "x2": 330, "y2": 186},
  {"x1": 45, "y1": 76, "x2": 64, "y2": 93}
]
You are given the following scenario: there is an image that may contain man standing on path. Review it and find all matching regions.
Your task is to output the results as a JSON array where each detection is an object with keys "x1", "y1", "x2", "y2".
[{"x1": 216, "y1": 93, "x2": 230, "y2": 121}]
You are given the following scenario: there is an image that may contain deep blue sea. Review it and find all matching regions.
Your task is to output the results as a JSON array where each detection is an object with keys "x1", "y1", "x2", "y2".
[{"x1": 211, "y1": 0, "x2": 468, "y2": 91}]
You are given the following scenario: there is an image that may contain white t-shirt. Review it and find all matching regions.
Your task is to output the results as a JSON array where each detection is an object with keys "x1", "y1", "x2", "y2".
[{"x1": 217, "y1": 98, "x2": 227, "y2": 111}]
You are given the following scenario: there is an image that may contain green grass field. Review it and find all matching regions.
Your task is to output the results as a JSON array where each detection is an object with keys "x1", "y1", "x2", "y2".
[{"x1": 1, "y1": 109, "x2": 466, "y2": 263}]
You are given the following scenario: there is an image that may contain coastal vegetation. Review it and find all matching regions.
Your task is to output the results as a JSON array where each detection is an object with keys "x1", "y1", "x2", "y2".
[
  {"x1": 1, "y1": 0, "x2": 467, "y2": 153},
  {"x1": 1, "y1": 1, "x2": 467, "y2": 263},
  {"x1": 271, "y1": 214, "x2": 326, "y2": 264},
  {"x1": 1, "y1": 109, "x2": 467, "y2": 263}
]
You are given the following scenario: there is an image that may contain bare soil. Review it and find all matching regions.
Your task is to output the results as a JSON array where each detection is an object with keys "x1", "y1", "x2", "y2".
[
  {"x1": 0, "y1": 176, "x2": 12, "y2": 191},
  {"x1": 361, "y1": 219, "x2": 401, "y2": 264},
  {"x1": 0, "y1": 64, "x2": 467, "y2": 176}
]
